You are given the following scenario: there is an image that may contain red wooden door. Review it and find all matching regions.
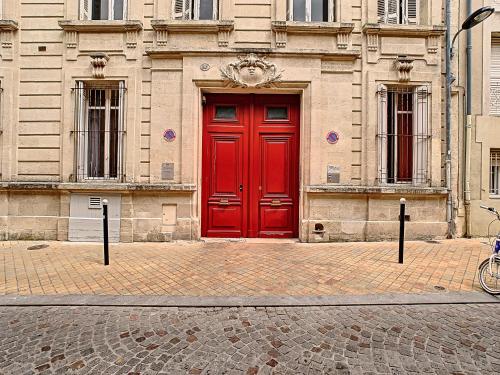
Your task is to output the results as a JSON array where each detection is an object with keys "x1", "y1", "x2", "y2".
[{"x1": 202, "y1": 94, "x2": 299, "y2": 238}]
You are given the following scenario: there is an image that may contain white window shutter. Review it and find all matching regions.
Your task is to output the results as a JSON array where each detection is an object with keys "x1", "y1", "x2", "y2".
[
  {"x1": 75, "y1": 81, "x2": 86, "y2": 179},
  {"x1": 377, "y1": 0, "x2": 387, "y2": 23},
  {"x1": 378, "y1": 84, "x2": 388, "y2": 183},
  {"x1": 287, "y1": 0, "x2": 293, "y2": 21},
  {"x1": 80, "y1": 0, "x2": 89, "y2": 20},
  {"x1": 173, "y1": 0, "x2": 187, "y2": 20},
  {"x1": 405, "y1": 0, "x2": 418, "y2": 25},
  {"x1": 213, "y1": 0, "x2": 219, "y2": 20},
  {"x1": 387, "y1": 0, "x2": 399, "y2": 24},
  {"x1": 413, "y1": 86, "x2": 430, "y2": 184},
  {"x1": 490, "y1": 42, "x2": 500, "y2": 115}
]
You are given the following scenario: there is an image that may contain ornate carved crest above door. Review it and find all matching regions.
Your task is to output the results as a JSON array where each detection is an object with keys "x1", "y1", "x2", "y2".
[{"x1": 220, "y1": 53, "x2": 283, "y2": 88}]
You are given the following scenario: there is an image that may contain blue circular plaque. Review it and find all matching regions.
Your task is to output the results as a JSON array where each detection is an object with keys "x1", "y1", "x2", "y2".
[
  {"x1": 163, "y1": 129, "x2": 176, "y2": 142},
  {"x1": 326, "y1": 131, "x2": 339, "y2": 144}
]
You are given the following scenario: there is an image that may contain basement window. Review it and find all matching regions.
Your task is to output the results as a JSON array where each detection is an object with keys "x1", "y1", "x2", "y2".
[
  {"x1": 377, "y1": 85, "x2": 431, "y2": 185},
  {"x1": 491, "y1": 150, "x2": 500, "y2": 196}
]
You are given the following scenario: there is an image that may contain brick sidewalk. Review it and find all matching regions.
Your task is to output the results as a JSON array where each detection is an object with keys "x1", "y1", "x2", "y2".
[{"x1": 0, "y1": 239, "x2": 491, "y2": 296}]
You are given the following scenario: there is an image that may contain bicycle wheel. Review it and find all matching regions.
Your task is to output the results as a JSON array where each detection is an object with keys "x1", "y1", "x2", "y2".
[{"x1": 478, "y1": 257, "x2": 500, "y2": 295}]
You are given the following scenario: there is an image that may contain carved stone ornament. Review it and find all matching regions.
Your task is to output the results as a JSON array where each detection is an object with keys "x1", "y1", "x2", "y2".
[
  {"x1": 394, "y1": 57, "x2": 414, "y2": 82},
  {"x1": 90, "y1": 53, "x2": 110, "y2": 79},
  {"x1": 220, "y1": 53, "x2": 283, "y2": 88}
]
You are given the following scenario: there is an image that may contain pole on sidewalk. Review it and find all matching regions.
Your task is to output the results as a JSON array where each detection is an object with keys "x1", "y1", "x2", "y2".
[
  {"x1": 399, "y1": 198, "x2": 406, "y2": 264},
  {"x1": 102, "y1": 199, "x2": 109, "y2": 266}
]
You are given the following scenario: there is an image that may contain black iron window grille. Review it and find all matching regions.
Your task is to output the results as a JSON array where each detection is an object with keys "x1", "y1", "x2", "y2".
[
  {"x1": 73, "y1": 81, "x2": 126, "y2": 181},
  {"x1": 377, "y1": 85, "x2": 431, "y2": 185},
  {"x1": 490, "y1": 149, "x2": 500, "y2": 195}
]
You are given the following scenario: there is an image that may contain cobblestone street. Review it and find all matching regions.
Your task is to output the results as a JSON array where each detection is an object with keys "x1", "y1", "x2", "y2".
[{"x1": 1, "y1": 303, "x2": 499, "y2": 375}]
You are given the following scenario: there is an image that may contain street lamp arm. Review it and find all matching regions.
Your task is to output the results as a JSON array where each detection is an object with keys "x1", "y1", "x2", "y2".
[{"x1": 450, "y1": 28, "x2": 464, "y2": 60}]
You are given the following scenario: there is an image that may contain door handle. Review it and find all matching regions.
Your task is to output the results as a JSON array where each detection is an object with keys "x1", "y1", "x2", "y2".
[{"x1": 239, "y1": 184, "x2": 243, "y2": 192}]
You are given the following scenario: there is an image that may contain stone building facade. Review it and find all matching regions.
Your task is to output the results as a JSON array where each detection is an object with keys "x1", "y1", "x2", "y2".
[
  {"x1": 454, "y1": 1, "x2": 500, "y2": 237},
  {"x1": 0, "y1": 0, "x2": 454, "y2": 242}
]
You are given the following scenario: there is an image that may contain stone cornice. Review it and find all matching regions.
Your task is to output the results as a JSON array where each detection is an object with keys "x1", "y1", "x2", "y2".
[
  {"x1": 0, "y1": 182, "x2": 196, "y2": 192},
  {"x1": 362, "y1": 23, "x2": 446, "y2": 37},
  {"x1": 151, "y1": 19, "x2": 234, "y2": 33},
  {"x1": 0, "y1": 20, "x2": 19, "y2": 31},
  {"x1": 58, "y1": 20, "x2": 143, "y2": 33},
  {"x1": 146, "y1": 48, "x2": 360, "y2": 61},
  {"x1": 305, "y1": 185, "x2": 448, "y2": 195},
  {"x1": 272, "y1": 21, "x2": 354, "y2": 35}
]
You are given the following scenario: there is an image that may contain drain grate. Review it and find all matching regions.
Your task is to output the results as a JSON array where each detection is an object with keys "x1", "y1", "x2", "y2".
[
  {"x1": 426, "y1": 240, "x2": 441, "y2": 244},
  {"x1": 27, "y1": 244, "x2": 49, "y2": 251},
  {"x1": 434, "y1": 285, "x2": 446, "y2": 291}
]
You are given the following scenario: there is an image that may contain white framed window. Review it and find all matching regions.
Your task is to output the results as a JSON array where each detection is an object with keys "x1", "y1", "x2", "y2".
[
  {"x1": 491, "y1": 150, "x2": 500, "y2": 196},
  {"x1": 74, "y1": 81, "x2": 126, "y2": 181},
  {"x1": 287, "y1": 0, "x2": 334, "y2": 22},
  {"x1": 173, "y1": 0, "x2": 219, "y2": 20},
  {"x1": 80, "y1": 0, "x2": 127, "y2": 20},
  {"x1": 377, "y1": 85, "x2": 430, "y2": 185},
  {"x1": 490, "y1": 41, "x2": 500, "y2": 115},
  {"x1": 377, "y1": 0, "x2": 418, "y2": 25}
]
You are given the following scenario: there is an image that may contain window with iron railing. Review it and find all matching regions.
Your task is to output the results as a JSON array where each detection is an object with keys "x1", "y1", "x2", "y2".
[
  {"x1": 491, "y1": 150, "x2": 500, "y2": 196},
  {"x1": 73, "y1": 82, "x2": 126, "y2": 181},
  {"x1": 377, "y1": 0, "x2": 418, "y2": 25},
  {"x1": 80, "y1": 0, "x2": 127, "y2": 20},
  {"x1": 173, "y1": 0, "x2": 219, "y2": 20},
  {"x1": 287, "y1": 0, "x2": 334, "y2": 22},
  {"x1": 377, "y1": 85, "x2": 431, "y2": 185}
]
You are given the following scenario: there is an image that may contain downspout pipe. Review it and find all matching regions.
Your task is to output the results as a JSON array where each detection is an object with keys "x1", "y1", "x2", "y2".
[
  {"x1": 445, "y1": 0, "x2": 454, "y2": 237},
  {"x1": 464, "y1": 0, "x2": 473, "y2": 237}
]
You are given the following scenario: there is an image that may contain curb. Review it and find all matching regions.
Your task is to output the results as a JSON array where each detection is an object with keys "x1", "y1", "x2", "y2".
[{"x1": 0, "y1": 292, "x2": 498, "y2": 308}]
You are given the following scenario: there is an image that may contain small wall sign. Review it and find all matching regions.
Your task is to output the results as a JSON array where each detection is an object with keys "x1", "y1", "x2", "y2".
[
  {"x1": 163, "y1": 129, "x2": 176, "y2": 142},
  {"x1": 326, "y1": 131, "x2": 339, "y2": 144}
]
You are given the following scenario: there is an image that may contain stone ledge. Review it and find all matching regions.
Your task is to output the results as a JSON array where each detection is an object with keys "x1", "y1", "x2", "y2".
[
  {"x1": 362, "y1": 23, "x2": 446, "y2": 37},
  {"x1": 151, "y1": 19, "x2": 234, "y2": 33},
  {"x1": 273, "y1": 21, "x2": 354, "y2": 35},
  {"x1": 0, "y1": 182, "x2": 196, "y2": 192},
  {"x1": 58, "y1": 20, "x2": 143, "y2": 33},
  {"x1": 305, "y1": 185, "x2": 448, "y2": 195},
  {"x1": 0, "y1": 20, "x2": 19, "y2": 31},
  {"x1": 146, "y1": 47, "x2": 360, "y2": 60}
]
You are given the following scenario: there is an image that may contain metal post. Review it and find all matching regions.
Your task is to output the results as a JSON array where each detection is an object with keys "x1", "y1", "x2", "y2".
[
  {"x1": 399, "y1": 198, "x2": 406, "y2": 264},
  {"x1": 464, "y1": 0, "x2": 473, "y2": 237},
  {"x1": 102, "y1": 199, "x2": 109, "y2": 266}
]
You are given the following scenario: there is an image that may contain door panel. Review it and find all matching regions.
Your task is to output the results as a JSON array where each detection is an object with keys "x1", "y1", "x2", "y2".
[{"x1": 202, "y1": 94, "x2": 299, "y2": 238}]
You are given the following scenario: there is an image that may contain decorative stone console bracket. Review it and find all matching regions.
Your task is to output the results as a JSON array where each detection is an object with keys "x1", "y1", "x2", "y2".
[
  {"x1": 0, "y1": 20, "x2": 19, "y2": 61},
  {"x1": 90, "y1": 53, "x2": 110, "y2": 79},
  {"x1": 394, "y1": 56, "x2": 414, "y2": 82},
  {"x1": 151, "y1": 20, "x2": 235, "y2": 48},
  {"x1": 271, "y1": 21, "x2": 354, "y2": 50}
]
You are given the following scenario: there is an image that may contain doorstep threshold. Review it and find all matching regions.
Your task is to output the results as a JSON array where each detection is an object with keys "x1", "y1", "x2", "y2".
[{"x1": 201, "y1": 237, "x2": 299, "y2": 244}]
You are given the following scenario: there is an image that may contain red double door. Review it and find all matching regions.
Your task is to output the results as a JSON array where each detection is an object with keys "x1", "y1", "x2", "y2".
[{"x1": 202, "y1": 94, "x2": 300, "y2": 238}]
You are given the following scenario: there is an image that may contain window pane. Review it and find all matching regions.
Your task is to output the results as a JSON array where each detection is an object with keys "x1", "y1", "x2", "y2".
[
  {"x1": 215, "y1": 106, "x2": 236, "y2": 119},
  {"x1": 311, "y1": 0, "x2": 328, "y2": 22},
  {"x1": 92, "y1": 0, "x2": 109, "y2": 20},
  {"x1": 113, "y1": 0, "x2": 124, "y2": 20},
  {"x1": 109, "y1": 107, "x2": 119, "y2": 178},
  {"x1": 199, "y1": 0, "x2": 214, "y2": 20},
  {"x1": 87, "y1": 106, "x2": 106, "y2": 178},
  {"x1": 293, "y1": 0, "x2": 306, "y2": 21},
  {"x1": 266, "y1": 107, "x2": 288, "y2": 120}
]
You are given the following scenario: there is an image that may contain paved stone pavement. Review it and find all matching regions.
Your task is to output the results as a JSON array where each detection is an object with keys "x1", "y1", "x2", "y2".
[
  {"x1": 0, "y1": 239, "x2": 491, "y2": 296},
  {"x1": 0, "y1": 303, "x2": 499, "y2": 374}
]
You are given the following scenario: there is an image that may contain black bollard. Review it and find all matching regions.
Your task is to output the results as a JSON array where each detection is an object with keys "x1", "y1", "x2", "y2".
[
  {"x1": 102, "y1": 199, "x2": 109, "y2": 266},
  {"x1": 399, "y1": 198, "x2": 406, "y2": 264}
]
